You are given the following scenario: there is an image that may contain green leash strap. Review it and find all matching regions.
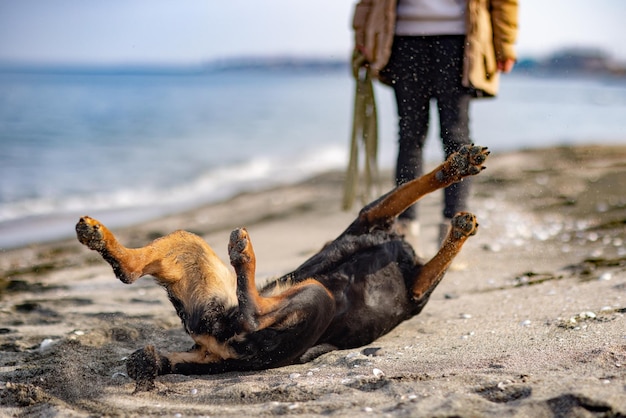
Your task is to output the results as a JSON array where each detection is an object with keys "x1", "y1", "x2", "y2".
[{"x1": 342, "y1": 56, "x2": 380, "y2": 211}]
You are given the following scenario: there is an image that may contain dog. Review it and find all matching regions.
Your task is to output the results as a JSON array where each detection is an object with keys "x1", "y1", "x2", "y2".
[{"x1": 76, "y1": 144, "x2": 489, "y2": 391}]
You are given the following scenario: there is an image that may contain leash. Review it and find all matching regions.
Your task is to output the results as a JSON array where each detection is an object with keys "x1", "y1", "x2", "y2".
[{"x1": 342, "y1": 52, "x2": 380, "y2": 211}]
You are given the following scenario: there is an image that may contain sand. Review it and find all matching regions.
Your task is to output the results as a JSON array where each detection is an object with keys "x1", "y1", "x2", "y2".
[{"x1": 1, "y1": 145, "x2": 625, "y2": 417}]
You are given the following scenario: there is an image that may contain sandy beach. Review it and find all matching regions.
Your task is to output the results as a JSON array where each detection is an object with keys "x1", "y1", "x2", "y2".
[{"x1": 1, "y1": 144, "x2": 625, "y2": 417}]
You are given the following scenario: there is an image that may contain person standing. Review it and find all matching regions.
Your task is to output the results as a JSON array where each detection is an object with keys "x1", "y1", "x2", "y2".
[{"x1": 352, "y1": 0, "x2": 518, "y2": 247}]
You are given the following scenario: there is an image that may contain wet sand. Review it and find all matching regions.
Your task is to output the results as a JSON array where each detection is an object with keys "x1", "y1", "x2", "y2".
[{"x1": 1, "y1": 145, "x2": 625, "y2": 417}]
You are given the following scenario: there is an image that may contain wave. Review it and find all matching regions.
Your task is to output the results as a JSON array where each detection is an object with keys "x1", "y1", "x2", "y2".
[{"x1": 0, "y1": 145, "x2": 348, "y2": 248}]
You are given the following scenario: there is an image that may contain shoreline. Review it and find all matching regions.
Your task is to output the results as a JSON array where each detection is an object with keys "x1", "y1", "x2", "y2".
[
  {"x1": 1, "y1": 144, "x2": 626, "y2": 416},
  {"x1": 2, "y1": 140, "x2": 625, "y2": 252}
]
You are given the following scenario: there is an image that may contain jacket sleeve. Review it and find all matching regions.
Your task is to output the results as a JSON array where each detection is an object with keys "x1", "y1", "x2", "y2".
[{"x1": 490, "y1": 0, "x2": 518, "y2": 61}]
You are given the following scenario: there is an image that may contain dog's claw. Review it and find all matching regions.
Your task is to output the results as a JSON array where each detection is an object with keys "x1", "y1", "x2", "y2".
[
  {"x1": 450, "y1": 212, "x2": 478, "y2": 239},
  {"x1": 127, "y1": 345, "x2": 161, "y2": 392},
  {"x1": 229, "y1": 228, "x2": 253, "y2": 267},
  {"x1": 76, "y1": 216, "x2": 106, "y2": 251},
  {"x1": 437, "y1": 144, "x2": 490, "y2": 183}
]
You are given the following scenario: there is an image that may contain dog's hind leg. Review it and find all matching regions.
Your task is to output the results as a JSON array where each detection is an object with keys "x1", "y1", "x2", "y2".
[
  {"x1": 76, "y1": 216, "x2": 233, "y2": 286},
  {"x1": 411, "y1": 212, "x2": 478, "y2": 302},
  {"x1": 356, "y1": 145, "x2": 489, "y2": 229}
]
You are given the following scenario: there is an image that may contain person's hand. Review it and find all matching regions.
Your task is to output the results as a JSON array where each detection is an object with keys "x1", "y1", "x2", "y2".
[
  {"x1": 355, "y1": 45, "x2": 370, "y2": 60},
  {"x1": 352, "y1": 49, "x2": 368, "y2": 78},
  {"x1": 497, "y1": 58, "x2": 515, "y2": 73}
]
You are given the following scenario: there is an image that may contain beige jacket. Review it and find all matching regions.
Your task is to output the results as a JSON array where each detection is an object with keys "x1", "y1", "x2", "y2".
[{"x1": 352, "y1": 0, "x2": 518, "y2": 96}]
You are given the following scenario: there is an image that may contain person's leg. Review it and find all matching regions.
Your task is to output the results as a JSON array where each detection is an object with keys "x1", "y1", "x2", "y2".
[
  {"x1": 388, "y1": 36, "x2": 433, "y2": 222},
  {"x1": 440, "y1": 93, "x2": 471, "y2": 219},
  {"x1": 432, "y1": 36, "x2": 473, "y2": 224}
]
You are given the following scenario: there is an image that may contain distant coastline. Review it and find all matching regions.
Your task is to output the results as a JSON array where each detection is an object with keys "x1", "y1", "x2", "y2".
[
  {"x1": 1, "y1": 47, "x2": 625, "y2": 78},
  {"x1": 0, "y1": 57, "x2": 348, "y2": 77},
  {"x1": 515, "y1": 47, "x2": 626, "y2": 78}
]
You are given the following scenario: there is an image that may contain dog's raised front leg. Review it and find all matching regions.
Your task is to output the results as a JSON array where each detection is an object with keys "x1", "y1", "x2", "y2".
[
  {"x1": 228, "y1": 228, "x2": 263, "y2": 330},
  {"x1": 411, "y1": 212, "x2": 478, "y2": 301},
  {"x1": 228, "y1": 228, "x2": 336, "y2": 333},
  {"x1": 358, "y1": 145, "x2": 489, "y2": 227}
]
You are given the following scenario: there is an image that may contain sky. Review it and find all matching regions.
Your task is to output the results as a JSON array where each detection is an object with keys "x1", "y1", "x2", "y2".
[{"x1": 0, "y1": 0, "x2": 625, "y2": 66}]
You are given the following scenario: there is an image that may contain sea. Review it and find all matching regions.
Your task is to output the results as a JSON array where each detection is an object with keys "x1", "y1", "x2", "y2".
[{"x1": 1, "y1": 65, "x2": 626, "y2": 249}]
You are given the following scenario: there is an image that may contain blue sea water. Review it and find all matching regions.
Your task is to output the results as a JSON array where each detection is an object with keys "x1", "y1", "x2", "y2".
[{"x1": 1, "y1": 67, "x2": 625, "y2": 248}]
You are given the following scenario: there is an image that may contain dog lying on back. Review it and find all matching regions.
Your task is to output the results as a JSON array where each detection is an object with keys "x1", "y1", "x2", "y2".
[{"x1": 76, "y1": 144, "x2": 489, "y2": 391}]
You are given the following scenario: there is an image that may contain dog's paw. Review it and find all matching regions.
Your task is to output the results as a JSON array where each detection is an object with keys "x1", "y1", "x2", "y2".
[
  {"x1": 450, "y1": 212, "x2": 478, "y2": 240},
  {"x1": 126, "y1": 345, "x2": 162, "y2": 392},
  {"x1": 76, "y1": 216, "x2": 107, "y2": 251},
  {"x1": 228, "y1": 228, "x2": 253, "y2": 267},
  {"x1": 437, "y1": 144, "x2": 490, "y2": 182}
]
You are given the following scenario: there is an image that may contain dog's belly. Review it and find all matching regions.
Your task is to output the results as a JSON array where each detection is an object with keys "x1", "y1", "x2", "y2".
[
  {"x1": 319, "y1": 262, "x2": 416, "y2": 349},
  {"x1": 262, "y1": 233, "x2": 421, "y2": 349},
  {"x1": 311, "y1": 239, "x2": 420, "y2": 349}
]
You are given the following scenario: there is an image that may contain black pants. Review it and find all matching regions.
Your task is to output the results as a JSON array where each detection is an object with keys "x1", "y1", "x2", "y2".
[{"x1": 383, "y1": 35, "x2": 473, "y2": 221}]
